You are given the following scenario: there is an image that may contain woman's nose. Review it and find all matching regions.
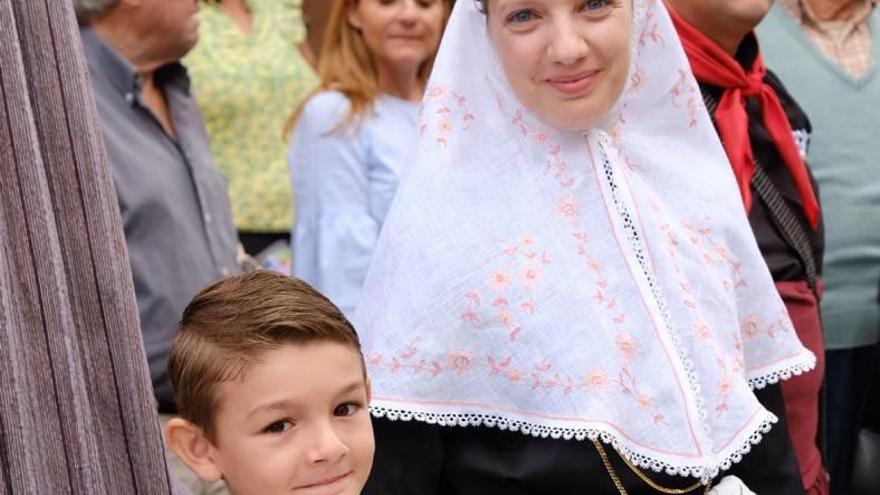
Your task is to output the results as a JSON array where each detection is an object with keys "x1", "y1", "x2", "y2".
[
  {"x1": 547, "y1": 20, "x2": 589, "y2": 66},
  {"x1": 397, "y1": 0, "x2": 420, "y2": 26}
]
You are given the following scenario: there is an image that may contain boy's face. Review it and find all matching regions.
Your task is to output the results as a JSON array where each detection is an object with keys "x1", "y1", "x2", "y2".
[{"x1": 210, "y1": 342, "x2": 374, "y2": 495}]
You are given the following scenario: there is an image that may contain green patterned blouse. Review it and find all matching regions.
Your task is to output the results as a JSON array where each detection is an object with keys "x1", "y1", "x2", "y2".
[{"x1": 185, "y1": 0, "x2": 318, "y2": 232}]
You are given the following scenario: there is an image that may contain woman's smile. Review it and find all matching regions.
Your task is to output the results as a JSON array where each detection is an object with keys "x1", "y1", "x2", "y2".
[{"x1": 545, "y1": 69, "x2": 602, "y2": 96}]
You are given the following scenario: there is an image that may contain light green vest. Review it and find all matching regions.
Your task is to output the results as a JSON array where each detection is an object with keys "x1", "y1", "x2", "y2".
[{"x1": 758, "y1": 5, "x2": 880, "y2": 350}]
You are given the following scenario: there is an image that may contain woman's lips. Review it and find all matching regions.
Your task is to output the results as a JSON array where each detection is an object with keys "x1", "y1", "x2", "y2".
[{"x1": 546, "y1": 70, "x2": 601, "y2": 96}]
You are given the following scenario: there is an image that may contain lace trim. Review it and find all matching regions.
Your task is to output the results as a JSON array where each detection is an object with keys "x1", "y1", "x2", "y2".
[
  {"x1": 747, "y1": 351, "x2": 817, "y2": 390},
  {"x1": 370, "y1": 404, "x2": 777, "y2": 483},
  {"x1": 595, "y1": 132, "x2": 712, "y2": 448}
]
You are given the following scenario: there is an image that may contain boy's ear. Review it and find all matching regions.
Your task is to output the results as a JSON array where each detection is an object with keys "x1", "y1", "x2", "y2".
[{"x1": 164, "y1": 417, "x2": 224, "y2": 483}]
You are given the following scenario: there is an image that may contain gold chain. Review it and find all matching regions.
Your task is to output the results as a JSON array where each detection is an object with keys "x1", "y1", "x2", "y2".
[
  {"x1": 594, "y1": 438, "x2": 631, "y2": 495},
  {"x1": 591, "y1": 440, "x2": 712, "y2": 495}
]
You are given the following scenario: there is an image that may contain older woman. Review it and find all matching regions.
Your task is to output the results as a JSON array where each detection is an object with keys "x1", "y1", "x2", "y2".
[
  {"x1": 286, "y1": 0, "x2": 451, "y2": 316},
  {"x1": 355, "y1": 0, "x2": 814, "y2": 493}
]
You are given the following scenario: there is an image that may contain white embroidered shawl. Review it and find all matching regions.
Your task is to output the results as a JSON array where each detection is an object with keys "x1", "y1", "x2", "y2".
[{"x1": 354, "y1": 0, "x2": 815, "y2": 479}]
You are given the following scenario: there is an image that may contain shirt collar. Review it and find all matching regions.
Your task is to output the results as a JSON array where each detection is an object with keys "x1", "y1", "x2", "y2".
[
  {"x1": 80, "y1": 26, "x2": 140, "y2": 101},
  {"x1": 782, "y1": 0, "x2": 876, "y2": 31},
  {"x1": 79, "y1": 26, "x2": 192, "y2": 105}
]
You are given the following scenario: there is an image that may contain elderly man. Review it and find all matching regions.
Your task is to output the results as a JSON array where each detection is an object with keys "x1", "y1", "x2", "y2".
[
  {"x1": 74, "y1": 0, "x2": 239, "y2": 492},
  {"x1": 666, "y1": 0, "x2": 828, "y2": 494},
  {"x1": 758, "y1": 2, "x2": 880, "y2": 494}
]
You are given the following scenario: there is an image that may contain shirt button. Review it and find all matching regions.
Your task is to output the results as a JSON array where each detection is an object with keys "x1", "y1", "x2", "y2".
[
  {"x1": 204, "y1": 213, "x2": 212, "y2": 224},
  {"x1": 125, "y1": 92, "x2": 134, "y2": 104},
  {"x1": 220, "y1": 267, "x2": 230, "y2": 276}
]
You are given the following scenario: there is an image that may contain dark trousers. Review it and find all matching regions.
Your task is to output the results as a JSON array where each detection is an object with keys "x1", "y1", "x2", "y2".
[
  {"x1": 364, "y1": 385, "x2": 804, "y2": 495},
  {"x1": 238, "y1": 232, "x2": 288, "y2": 257},
  {"x1": 826, "y1": 345, "x2": 875, "y2": 495}
]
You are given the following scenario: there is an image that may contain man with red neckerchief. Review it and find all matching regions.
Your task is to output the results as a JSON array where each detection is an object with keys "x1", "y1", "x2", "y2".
[{"x1": 666, "y1": 1, "x2": 828, "y2": 494}]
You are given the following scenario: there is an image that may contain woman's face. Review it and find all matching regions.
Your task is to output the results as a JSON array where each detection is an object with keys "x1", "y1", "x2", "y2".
[
  {"x1": 487, "y1": 0, "x2": 632, "y2": 131},
  {"x1": 348, "y1": 0, "x2": 446, "y2": 76}
]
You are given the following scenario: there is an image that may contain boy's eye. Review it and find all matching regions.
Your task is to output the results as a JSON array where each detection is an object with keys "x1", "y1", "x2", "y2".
[
  {"x1": 333, "y1": 403, "x2": 362, "y2": 417},
  {"x1": 263, "y1": 420, "x2": 293, "y2": 435}
]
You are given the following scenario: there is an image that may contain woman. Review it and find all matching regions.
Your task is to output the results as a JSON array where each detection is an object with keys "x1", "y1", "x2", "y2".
[
  {"x1": 185, "y1": 0, "x2": 318, "y2": 257},
  {"x1": 287, "y1": 0, "x2": 450, "y2": 316},
  {"x1": 355, "y1": 0, "x2": 814, "y2": 493}
]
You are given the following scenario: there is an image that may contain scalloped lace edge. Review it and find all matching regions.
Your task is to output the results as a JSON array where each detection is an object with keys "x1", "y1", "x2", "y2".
[
  {"x1": 370, "y1": 404, "x2": 777, "y2": 483},
  {"x1": 747, "y1": 351, "x2": 817, "y2": 390}
]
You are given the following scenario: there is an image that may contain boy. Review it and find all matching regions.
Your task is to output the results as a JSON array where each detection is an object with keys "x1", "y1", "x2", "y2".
[{"x1": 164, "y1": 270, "x2": 375, "y2": 495}]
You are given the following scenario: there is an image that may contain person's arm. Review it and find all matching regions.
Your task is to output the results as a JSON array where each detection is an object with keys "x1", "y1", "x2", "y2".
[{"x1": 287, "y1": 92, "x2": 377, "y2": 316}]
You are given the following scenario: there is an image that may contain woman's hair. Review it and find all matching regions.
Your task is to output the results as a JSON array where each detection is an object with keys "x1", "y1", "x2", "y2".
[{"x1": 284, "y1": 0, "x2": 451, "y2": 137}]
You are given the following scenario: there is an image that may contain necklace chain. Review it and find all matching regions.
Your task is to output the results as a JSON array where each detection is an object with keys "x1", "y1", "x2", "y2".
[{"x1": 591, "y1": 440, "x2": 711, "y2": 495}]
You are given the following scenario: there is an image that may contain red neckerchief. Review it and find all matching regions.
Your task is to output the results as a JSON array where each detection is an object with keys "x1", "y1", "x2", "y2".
[{"x1": 668, "y1": 7, "x2": 820, "y2": 229}]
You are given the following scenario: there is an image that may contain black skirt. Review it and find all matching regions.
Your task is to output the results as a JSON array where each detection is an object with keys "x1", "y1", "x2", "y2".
[{"x1": 363, "y1": 384, "x2": 805, "y2": 495}]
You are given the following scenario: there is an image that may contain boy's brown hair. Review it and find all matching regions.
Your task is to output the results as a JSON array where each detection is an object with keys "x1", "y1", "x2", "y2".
[{"x1": 168, "y1": 270, "x2": 362, "y2": 441}]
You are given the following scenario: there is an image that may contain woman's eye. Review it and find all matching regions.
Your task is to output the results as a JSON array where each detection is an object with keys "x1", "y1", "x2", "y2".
[
  {"x1": 263, "y1": 420, "x2": 293, "y2": 435},
  {"x1": 334, "y1": 403, "x2": 362, "y2": 417},
  {"x1": 582, "y1": 0, "x2": 612, "y2": 12},
  {"x1": 507, "y1": 9, "x2": 537, "y2": 24}
]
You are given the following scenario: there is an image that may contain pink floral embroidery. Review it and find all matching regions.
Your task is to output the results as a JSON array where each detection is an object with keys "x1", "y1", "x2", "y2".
[
  {"x1": 680, "y1": 219, "x2": 746, "y2": 289},
  {"x1": 583, "y1": 369, "x2": 611, "y2": 393},
  {"x1": 692, "y1": 322, "x2": 712, "y2": 342},
  {"x1": 556, "y1": 197, "x2": 579, "y2": 221},
  {"x1": 460, "y1": 309, "x2": 481, "y2": 327},
  {"x1": 460, "y1": 236, "x2": 553, "y2": 341},
  {"x1": 669, "y1": 69, "x2": 700, "y2": 128},
  {"x1": 741, "y1": 315, "x2": 761, "y2": 340},
  {"x1": 619, "y1": 367, "x2": 662, "y2": 421},
  {"x1": 629, "y1": 65, "x2": 647, "y2": 92},
  {"x1": 490, "y1": 269, "x2": 512, "y2": 290},
  {"x1": 521, "y1": 266, "x2": 543, "y2": 287},
  {"x1": 638, "y1": 7, "x2": 664, "y2": 48},
  {"x1": 448, "y1": 350, "x2": 474, "y2": 373},
  {"x1": 615, "y1": 332, "x2": 639, "y2": 363},
  {"x1": 368, "y1": 346, "x2": 666, "y2": 423},
  {"x1": 653, "y1": 203, "x2": 747, "y2": 417},
  {"x1": 421, "y1": 84, "x2": 474, "y2": 149},
  {"x1": 741, "y1": 312, "x2": 792, "y2": 342}
]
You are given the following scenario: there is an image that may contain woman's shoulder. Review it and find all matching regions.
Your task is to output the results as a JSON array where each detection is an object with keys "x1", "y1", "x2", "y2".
[
  {"x1": 295, "y1": 90, "x2": 355, "y2": 133},
  {"x1": 302, "y1": 90, "x2": 352, "y2": 117}
]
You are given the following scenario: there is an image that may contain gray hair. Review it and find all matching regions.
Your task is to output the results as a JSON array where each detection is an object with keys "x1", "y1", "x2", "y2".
[{"x1": 72, "y1": 0, "x2": 118, "y2": 23}]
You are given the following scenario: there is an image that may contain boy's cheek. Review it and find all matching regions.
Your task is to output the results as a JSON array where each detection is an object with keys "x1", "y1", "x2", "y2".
[{"x1": 349, "y1": 417, "x2": 377, "y2": 478}]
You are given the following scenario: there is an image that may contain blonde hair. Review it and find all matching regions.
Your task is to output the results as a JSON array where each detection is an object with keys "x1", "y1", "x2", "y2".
[{"x1": 285, "y1": 0, "x2": 451, "y2": 137}]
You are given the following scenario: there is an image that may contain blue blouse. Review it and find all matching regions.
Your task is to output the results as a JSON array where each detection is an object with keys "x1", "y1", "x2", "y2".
[{"x1": 288, "y1": 90, "x2": 419, "y2": 315}]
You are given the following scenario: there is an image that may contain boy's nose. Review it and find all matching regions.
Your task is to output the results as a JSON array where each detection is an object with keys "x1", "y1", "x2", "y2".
[{"x1": 306, "y1": 424, "x2": 349, "y2": 464}]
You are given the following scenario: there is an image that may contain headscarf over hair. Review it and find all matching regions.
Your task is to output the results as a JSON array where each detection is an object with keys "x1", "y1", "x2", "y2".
[{"x1": 354, "y1": 0, "x2": 814, "y2": 481}]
